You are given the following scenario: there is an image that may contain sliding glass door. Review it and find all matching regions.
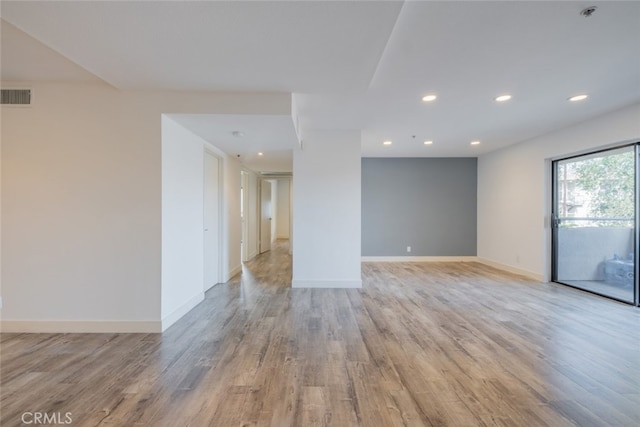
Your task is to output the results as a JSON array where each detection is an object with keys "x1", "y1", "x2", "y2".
[{"x1": 552, "y1": 145, "x2": 638, "y2": 304}]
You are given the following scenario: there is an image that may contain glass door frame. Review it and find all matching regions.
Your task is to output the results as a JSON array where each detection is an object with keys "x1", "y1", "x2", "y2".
[
  {"x1": 551, "y1": 143, "x2": 639, "y2": 306},
  {"x1": 633, "y1": 142, "x2": 640, "y2": 307}
]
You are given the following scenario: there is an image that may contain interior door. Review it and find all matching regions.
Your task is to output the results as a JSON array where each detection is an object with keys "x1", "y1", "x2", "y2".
[
  {"x1": 241, "y1": 171, "x2": 249, "y2": 262},
  {"x1": 260, "y1": 180, "x2": 272, "y2": 253},
  {"x1": 204, "y1": 153, "x2": 220, "y2": 290}
]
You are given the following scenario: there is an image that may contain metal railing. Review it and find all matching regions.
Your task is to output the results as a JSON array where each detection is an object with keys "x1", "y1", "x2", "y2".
[
  {"x1": 558, "y1": 217, "x2": 634, "y2": 222},
  {"x1": 557, "y1": 217, "x2": 634, "y2": 227}
]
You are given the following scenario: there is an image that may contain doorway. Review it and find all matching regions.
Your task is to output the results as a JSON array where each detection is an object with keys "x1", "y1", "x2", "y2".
[{"x1": 552, "y1": 144, "x2": 638, "y2": 305}]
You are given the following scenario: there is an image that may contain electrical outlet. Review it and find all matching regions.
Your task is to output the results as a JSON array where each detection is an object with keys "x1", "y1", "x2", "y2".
[{"x1": 407, "y1": 246, "x2": 411, "y2": 253}]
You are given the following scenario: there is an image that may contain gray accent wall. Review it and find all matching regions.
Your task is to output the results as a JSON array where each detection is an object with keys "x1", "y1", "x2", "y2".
[{"x1": 362, "y1": 158, "x2": 477, "y2": 256}]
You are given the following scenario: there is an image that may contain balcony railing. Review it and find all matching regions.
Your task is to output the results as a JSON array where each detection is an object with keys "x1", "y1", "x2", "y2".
[{"x1": 558, "y1": 217, "x2": 634, "y2": 227}]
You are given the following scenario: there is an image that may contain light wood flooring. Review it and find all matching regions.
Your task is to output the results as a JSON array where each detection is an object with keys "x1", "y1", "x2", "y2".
[{"x1": 2, "y1": 240, "x2": 640, "y2": 426}]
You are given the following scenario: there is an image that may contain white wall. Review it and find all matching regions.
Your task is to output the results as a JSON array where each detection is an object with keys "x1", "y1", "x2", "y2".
[
  {"x1": 160, "y1": 116, "x2": 205, "y2": 330},
  {"x1": 1, "y1": 83, "x2": 162, "y2": 331},
  {"x1": 1, "y1": 81, "x2": 290, "y2": 332},
  {"x1": 292, "y1": 130, "x2": 361, "y2": 288},
  {"x1": 478, "y1": 103, "x2": 640, "y2": 281},
  {"x1": 276, "y1": 178, "x2": 291, "y2": 239}
]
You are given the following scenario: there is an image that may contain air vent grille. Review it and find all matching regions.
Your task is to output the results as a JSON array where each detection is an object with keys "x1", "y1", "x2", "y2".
[
  {"x1": 1, "y1": 89, "x2": 32, "y2": 105},
  {"x1": 260, "y1": 172, "x2": 293, "y2": 177}
]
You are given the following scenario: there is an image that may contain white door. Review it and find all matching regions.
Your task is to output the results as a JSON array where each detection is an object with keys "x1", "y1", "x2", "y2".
[
  {"x1": 241, "y1": 172, "x2": 249, "y2": 262},
  {"x1": 260, "y1": 180, "x2": 272, "y2": 253},
  {"x1": 204, "y1": 153, "x2": 220, "y2": 290}
]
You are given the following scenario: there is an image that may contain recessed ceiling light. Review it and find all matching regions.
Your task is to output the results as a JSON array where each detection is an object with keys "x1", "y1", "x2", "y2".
[
  {"x1": 495, "y1": 94, "x2": 512, "y2": 102},
  {"x1": 258, "y1": 152, "x2": 264, "y2": 156},
  {"x1": 383, "y1": 140, "x2": 393, "y2": 145},
  {"x1": 470, "y1": 141, "x2": 481, "y2": 145},
  {"x1": 421, "y1": 94, "x2": 437, "y2": 102},
  {"x1": 424, "y1": 140, "x2": 433, "y2": 145},
  {"x1": 568, "y1": 94, "x2": 588, "y2": 102}
]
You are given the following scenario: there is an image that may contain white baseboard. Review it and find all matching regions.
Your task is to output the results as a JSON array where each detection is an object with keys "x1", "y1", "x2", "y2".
[
  {"x1": 161, "y1": 292, "x2": 204, "y2": 332},
  {"x1": 0, "y1": 320, "x2": 162, "y2": 333},
  {"x1": 292, "y1": 279, "x2": 362, "y2": 289},
  {"x1": 1, "y1": 292, "x2": 207, "y2": 334},
  {"x1": 475, "y1": 257, "x2": 543, "y2": 281},
  {"x1": 361, "y1": 256, "x2": 477, "y2": 262},
  {"x1": 361, "y1": 255, "x2": 543, "y2": 282},
  {"x1": 228, "y1": 264, "x2": 242, "y2": 280}
]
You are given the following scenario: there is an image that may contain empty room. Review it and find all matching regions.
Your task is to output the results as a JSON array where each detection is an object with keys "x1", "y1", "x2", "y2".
[{"x1": 1, "y1": 1, "x2": 640, "y2": 426}]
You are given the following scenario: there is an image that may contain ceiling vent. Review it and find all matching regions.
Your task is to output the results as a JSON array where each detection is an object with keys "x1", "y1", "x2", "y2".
[
  {"x1": 260, "y1": 172, "x2": 293, "y2": 178},
  {"x1": 1, "y1": 89, "x2": 32, "y2": 106}
]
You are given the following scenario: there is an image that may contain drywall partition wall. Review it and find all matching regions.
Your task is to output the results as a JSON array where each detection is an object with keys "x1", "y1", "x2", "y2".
[
  {"x1": 1, "y1": 81, "x2": 291, "y2": 332},
  {"x1": 362, "y1": 158, "x2": 477, "y2": 257},
  {"x1": 292, "y1": 130, "x2": 361, "y2": 288},
  {"x1": 276, "y1": 178, "x2": 291, "y2": 239},
  {"x1": 160, "y1": 117, "x2": 205, "y2": 330},
  {"x1": 477, "y1": 103, "x2": 640, "y2": 281},
  {"x1": 1, "y1": 83, "x2": 162, "y2": 332}
]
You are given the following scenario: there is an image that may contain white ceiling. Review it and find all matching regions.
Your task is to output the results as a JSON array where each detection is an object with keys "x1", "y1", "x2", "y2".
[
  {"x1": 0, "y1": 20, "x2": 102, "y2": 83},
  {"x1": 168, "y1": 114, "x2": 299, "y2": 173},
  {"x1": 2, "y1": 1, "x2": 640, "y2": 170},
  {"x1": 0, "y1": 0, "x2": 402, "y2": 92}
]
